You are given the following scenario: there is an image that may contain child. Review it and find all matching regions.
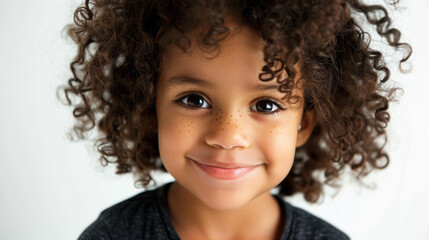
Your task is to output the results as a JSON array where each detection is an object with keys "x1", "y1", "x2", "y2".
[{"x1": 61, "y1": 0, "x2": 412, "y2": 239}]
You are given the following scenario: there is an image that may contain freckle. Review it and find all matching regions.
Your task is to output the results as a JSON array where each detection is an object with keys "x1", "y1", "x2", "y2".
[
  {"x1": 239, "y1": 115, "x2": 242, "y2": 118},
  {"x1": 222, "y1": 128, "x2": 224, "y2": 131},
  {"x1": 234, "y1": 125, "x2": 238, "y2": 128},
  {"x1": 227, "y1": 122, "x2": 230, "y2": 124},
  {"x1": 270, "y1": 131, "x2": 272, "y2": 133},
  {"x1": 230, "y1": 114, "x2": 232, "y2": 117},
  {"x1": 188, "y1": 130, "x2": 190, "y2": 133}
]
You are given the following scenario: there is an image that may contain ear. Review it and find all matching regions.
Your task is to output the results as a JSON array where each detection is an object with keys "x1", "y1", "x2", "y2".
[{"x1": 296, "y1": 109, "x2": 317, "y2": 148}]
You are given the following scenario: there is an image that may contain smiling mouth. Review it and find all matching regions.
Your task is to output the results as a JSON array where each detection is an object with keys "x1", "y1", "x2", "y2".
[{"x1": 190, "y1": 159, "x2": 260, "y2": 180}]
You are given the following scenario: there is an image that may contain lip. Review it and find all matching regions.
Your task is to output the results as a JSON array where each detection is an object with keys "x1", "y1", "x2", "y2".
[{"x1": 189, "y1": 158, "x2": 260, "y2": 180}]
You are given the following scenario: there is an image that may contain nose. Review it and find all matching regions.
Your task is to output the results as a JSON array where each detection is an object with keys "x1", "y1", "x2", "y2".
[{"x1": 204, "y1": 110, "x2": 250, "y2": 150}]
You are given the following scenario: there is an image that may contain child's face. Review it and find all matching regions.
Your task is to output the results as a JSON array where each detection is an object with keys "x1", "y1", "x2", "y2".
[{"x1": 156, "y1": 24, "x2": 314, "y2": 210}]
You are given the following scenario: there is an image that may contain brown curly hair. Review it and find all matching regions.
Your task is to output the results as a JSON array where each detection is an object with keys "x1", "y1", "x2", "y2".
[{"x1": 59, "y1": 0, "x2": 412, "y2": 203}]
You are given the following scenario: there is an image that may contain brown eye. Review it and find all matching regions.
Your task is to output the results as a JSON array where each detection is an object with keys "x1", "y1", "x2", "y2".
[
  {"x1": 178, "y1": 94, "x2": 210, "y2": 108},
  {"x1": 251, "y1": 100, "x2": 280, "y2": 113}
]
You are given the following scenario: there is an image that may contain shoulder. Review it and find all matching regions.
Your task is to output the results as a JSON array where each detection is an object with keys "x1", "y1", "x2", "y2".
[
  {"x1": 276, "y1": 196, "x2": 350, "y2": 240},
  {"x1": 289, "y1": 204, "x2": 350, "y2": 240},
  {"x1": 78, "y1": 183, "x2": 174, "y2": 240},
  {"x1": 97, "y1": 185, "x2": 160, "y2": 228}
]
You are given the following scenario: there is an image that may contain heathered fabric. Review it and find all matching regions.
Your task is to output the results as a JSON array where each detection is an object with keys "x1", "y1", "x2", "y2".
[{"x1": 78, "y1": 182, "x2": 350, "y2": 240}]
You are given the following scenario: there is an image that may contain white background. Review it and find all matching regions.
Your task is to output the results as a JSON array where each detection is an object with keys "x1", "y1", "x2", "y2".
[{"x1": 0, "y1": 0, "x2": 428, "y2": 239}]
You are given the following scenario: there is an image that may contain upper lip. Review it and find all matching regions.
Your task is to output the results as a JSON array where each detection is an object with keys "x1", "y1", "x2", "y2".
[{"x1": 187, "y1": 156, "x2": 262, "y2": 169}]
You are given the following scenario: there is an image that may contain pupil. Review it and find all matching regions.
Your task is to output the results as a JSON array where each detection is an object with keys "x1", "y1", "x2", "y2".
[
  {"x1": 257, "y1": 101, "x2": 272, "y2": 112},
  {"x1": 188, "y1": 95, "x2": 203, "y2": 107}
]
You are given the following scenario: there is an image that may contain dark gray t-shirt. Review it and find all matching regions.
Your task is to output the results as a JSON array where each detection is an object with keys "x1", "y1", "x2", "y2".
[{"x1": 78, "y1": 182, "x2": 349, "y2": 240}]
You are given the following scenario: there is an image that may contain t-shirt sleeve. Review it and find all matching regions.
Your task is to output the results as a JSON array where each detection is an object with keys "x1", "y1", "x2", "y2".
[{"x1": 78, "y1": 217, "x2": 112, "y2": 240}]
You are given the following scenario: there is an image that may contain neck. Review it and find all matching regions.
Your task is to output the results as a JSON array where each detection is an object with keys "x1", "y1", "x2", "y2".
[{"x1": 167, "y1": 182, "x2": 284, "y2": 240}]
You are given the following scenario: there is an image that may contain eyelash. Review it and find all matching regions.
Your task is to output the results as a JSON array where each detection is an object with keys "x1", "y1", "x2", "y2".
[{"x1": 173, "y1": 91, "x2": 286, "y2": 117}]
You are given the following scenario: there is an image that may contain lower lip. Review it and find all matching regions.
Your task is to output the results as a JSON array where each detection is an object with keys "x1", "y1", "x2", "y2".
[{"x1": 192, "y1": 160, "x2": 259, "y2": 180}]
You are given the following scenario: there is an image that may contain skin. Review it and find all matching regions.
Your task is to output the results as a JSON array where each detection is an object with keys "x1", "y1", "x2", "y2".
[{"x1": 156, "y1": 22, "x2": 317, "y2": 240}]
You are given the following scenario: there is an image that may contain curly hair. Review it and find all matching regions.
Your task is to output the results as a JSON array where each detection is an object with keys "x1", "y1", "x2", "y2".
[{"x1": 59, "y1": 0, "x2": 412, "y2": 203}]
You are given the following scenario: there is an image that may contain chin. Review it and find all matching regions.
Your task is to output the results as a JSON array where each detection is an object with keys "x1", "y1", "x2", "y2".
[{"x1": 191, "y1": 183, "x2": 262, "y2": 211}]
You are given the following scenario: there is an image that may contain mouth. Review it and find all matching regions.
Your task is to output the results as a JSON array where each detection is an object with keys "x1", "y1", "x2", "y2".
[{"x1": 189, "y1": 158, "x2": 261, "y2": 180}]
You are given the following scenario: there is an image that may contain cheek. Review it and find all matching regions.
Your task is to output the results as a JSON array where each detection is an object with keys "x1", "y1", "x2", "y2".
[
  {"x1": 157, "y1": 106, "x2": 198, "y2": 167},
  {"x1": 262, "y1": 124, "x2": 297, "y2": 177}
]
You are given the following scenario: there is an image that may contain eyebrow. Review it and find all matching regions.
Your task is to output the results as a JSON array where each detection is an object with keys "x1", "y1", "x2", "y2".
[{"x1": 167, "y1": 75, "x2": 281, "y2": 91}]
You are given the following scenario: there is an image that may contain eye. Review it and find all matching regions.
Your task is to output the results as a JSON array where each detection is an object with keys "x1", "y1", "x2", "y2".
[
  {"x1": 175, "y1": 93, "x2": 211, "y2": 109},
  {"x1": 250, "y1": 99, "x2": 284, "y2": 115},
  {"x1": 174, "y1": 93, "x2": 284, "y2": 115}
]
